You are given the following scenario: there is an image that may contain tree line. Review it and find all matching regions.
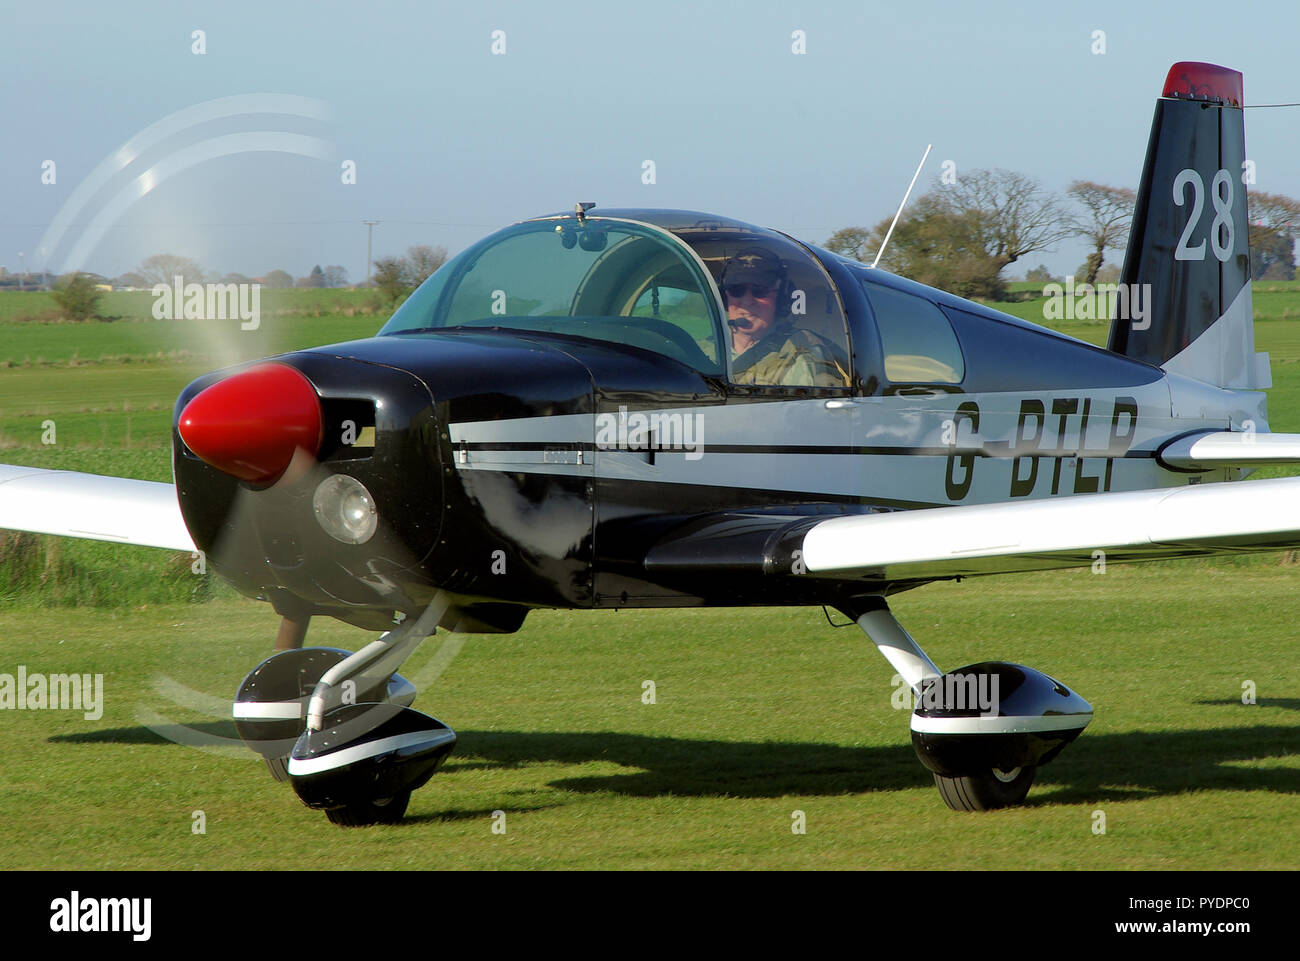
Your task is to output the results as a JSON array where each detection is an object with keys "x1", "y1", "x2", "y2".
[
  {"x1": 117, "y1": 255, "x2": 353, "y2": 290},
  {"x1": 116, "y1": 246, "x2": 450, "y2": 305},
  {"x1": 42, "y1": 246, "x2": 450, "y2": 321},
  {"x1": 826, "y1": 170, "x2": 1300, "y2": 299}
]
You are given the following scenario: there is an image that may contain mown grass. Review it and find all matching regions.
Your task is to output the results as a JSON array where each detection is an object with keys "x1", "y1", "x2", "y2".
[
  {"x1": 0, "y1": 314, "x2": 384, "y2": 367},
  {"x1": 0, "y1": 287, "x2": 382, "y2": 323},
  {"x1": 993, "y1": 279, "x2": 1300, "y2": 332},
  {"x1": 0, "y1": 564, "x2": 1294, "y2": 869}
]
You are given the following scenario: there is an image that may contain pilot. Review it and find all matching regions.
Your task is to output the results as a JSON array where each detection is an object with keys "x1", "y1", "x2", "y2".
[{"x1": 720, "y1": 247, "x2": 845, "y2": 388}]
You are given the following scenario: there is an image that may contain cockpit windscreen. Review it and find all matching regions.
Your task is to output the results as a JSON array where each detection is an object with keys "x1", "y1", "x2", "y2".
[{"x1": 379, "y1": 220, "x2": 726, "y2": 374}]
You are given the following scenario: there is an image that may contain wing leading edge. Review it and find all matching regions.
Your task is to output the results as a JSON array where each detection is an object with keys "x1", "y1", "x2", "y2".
[
  {"x1": 0, "y1": 464, "x2": 195, "y2": 552},
  {"x1": 799, "y1": 476, "x2": 1300, "y2": 581}
]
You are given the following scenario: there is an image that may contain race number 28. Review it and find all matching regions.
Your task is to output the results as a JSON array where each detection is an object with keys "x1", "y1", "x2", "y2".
[{"x1": 1173, "y1": 168, "x2": 1234, "y2": 262}]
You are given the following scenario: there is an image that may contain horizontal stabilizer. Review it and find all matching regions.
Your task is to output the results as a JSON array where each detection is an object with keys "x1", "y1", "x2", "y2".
[
  {"x1": 1159, "y1": 431, "x2": 1300, "y2": 469},
  {"x1": 0, "y1": 464, "x2": 195, "y2": 552}
]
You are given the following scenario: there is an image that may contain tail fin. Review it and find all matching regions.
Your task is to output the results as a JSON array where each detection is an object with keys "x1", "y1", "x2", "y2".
[{"x1": 1107, "y1": 62, "x2": 1269, "y2": 389}]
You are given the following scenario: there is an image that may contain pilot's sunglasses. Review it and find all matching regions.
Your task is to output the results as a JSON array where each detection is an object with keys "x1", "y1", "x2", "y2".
[{"x1": 724, "y1": 283, "x2": 777, "y2": 299}]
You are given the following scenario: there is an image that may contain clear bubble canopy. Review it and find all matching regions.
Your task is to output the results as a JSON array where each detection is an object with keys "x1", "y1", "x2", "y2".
[{"x1": 380, "y1": 209, "x2": 850, "y2": 384}]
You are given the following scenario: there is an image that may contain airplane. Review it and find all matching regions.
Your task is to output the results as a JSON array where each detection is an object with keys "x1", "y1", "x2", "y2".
[{"x1": 2, "y1": 60, "x2": 1296, "y2": 826}]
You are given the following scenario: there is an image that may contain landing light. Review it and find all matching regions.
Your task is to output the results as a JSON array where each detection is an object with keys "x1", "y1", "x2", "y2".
[{"x1": 313, "y1": 474, "x2": 378, "y2": 545}]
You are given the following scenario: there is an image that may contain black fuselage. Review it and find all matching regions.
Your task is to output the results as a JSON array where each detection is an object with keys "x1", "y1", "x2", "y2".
[{"x1": 172, "y1": 210, "x2": 1188, "y2": 634}]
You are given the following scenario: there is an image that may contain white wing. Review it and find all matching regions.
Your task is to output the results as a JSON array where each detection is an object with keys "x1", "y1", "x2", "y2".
[
  {"x1": 801, "y1": 476, "x2": 1300, "y2": 580},
  {"x1": 0, "y1": 464, "x2": 195, "y2": 552}
]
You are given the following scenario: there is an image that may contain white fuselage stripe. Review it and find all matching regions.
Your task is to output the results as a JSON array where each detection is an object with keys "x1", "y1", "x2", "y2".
[{"x1": 444, "y1": 384, "x2": 1207, "y2": 507}]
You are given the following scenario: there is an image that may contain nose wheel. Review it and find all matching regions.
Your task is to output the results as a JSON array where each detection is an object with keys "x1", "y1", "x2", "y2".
[{"x1": 934, "y1": 766, "x2": 1036, "y2": 811}]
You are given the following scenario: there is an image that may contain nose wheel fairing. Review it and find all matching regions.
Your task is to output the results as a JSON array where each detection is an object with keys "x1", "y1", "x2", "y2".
[
  {"x1": 842, "y1": 596, "x2": 1093, "y2": 810},
  {"x1": 232, "y1": 646, "x2": 418, "y2": 771},
  {"x1": 232, "y1": 598, "x2": 454, "y2": 825},
  {"x1": 288, "y1": 702, "x2": 456, "y2": 815},
  {"x1": 910, "y1": 661, "x2": 1093, "y2": 778}
]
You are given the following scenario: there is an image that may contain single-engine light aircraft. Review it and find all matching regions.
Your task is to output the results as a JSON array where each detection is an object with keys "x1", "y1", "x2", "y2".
[{"x1": 4, "y1": 62, "x2": 1296, "y2": 824}]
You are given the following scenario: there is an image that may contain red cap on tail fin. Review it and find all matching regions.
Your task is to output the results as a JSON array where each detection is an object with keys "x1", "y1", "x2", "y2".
[{"x1": 1162, "y1": 62, "x2": 1243, "y2": 107}]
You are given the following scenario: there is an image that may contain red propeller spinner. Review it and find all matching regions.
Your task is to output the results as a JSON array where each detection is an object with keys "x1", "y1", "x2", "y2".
[{"x1": 178, "y1": 363, "x2": 323, "y2": 484}]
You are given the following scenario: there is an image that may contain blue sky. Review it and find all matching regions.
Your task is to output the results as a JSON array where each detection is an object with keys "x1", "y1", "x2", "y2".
[{"x1": 2, "y1": 0, "x2": 1297, "y2": 282}]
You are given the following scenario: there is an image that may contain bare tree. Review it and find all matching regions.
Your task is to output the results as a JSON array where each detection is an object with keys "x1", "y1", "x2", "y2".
[
  {"x1": 828, "y1": 169, "x2": 1072, "y2": 297},
  {"x1": 872, "y1": 195, "x2": 1008, "y2": 298},
  {"x1": 1067, "y1": 181, "x2": 1135, "y2": 284},
  {"x1": 824, "y1": 227, "x2": 874, "y2": 263},
  {"x1": 829, "y1": 187, "x2": 1020, "y2": 299},
  {"x1": 372, "y1": 256, "x2": 409, "y2": 306},
  {"x1": 115, "y1": 271, "x2": 148, "y2": 288},
  {"x1": 405, "y1": 245, "x2": 448, "y2": 286},
  {"x1": 368, "y1": 245, "x2": 449, "y2": 307},
  {"x1": 936, "y1": 169, "x2": 1074, "y2": 274},
  {"x1": 323, "y1": 264, "x2": 349, "y2": 288},
  {"x1": 137, "y1": 253, "x2": 205, "y2": 286}
]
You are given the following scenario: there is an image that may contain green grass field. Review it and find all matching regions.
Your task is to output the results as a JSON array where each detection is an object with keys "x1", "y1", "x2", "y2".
[
  {"x1": 1, "y1": 567, "x2": 1295, "y2": 869},
  {"x1": 0, "y1": 287, "x2": 381, "y2": 324},
  {"x1": 0, "y1": 286, "x2": 1297, "y2": 869}
]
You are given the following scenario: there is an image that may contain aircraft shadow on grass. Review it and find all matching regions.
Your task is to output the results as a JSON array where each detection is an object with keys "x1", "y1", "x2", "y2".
[
  {"x1": 1197, "y1": 698, "x2": 1300, "y2": 711},
  {"x1": 52, "y1": 721, "x2": 1300, "y2": 806}
]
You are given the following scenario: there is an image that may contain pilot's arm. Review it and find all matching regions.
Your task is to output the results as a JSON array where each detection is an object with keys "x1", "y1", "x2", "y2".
[
  {"x1": 773, "y1": 338, "x2": 848, "y2": 388},
  {"x1": 778, "y1": 352, "x2": 818, "y2": 387}
]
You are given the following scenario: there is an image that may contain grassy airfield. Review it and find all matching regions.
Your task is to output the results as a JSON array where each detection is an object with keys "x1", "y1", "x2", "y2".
[{"x1": 0, "y1": 284, "x2": 1297, "y2": 869}]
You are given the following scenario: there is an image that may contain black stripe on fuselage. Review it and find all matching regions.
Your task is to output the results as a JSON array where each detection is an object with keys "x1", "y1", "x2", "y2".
[{"x1": 457, "y1": 441, "x2": 1159, "y2": 459}]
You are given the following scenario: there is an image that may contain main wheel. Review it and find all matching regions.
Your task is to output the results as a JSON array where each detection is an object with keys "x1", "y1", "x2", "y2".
[
  {"x1": 934, "y1": 766, "x2": 1035, "y2": 811},
  {"x1": 324, "y1": 790, "x2": 411, "y2": 827}
]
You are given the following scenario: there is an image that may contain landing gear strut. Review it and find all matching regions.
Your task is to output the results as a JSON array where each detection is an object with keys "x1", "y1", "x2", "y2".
[{"x1": 839, "y1": 596, "x2": 1091, "y2": 811}]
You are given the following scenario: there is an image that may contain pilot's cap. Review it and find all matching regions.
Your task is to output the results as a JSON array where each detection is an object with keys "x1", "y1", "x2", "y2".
[{"x1": 721, "y1": 247, "x2": 784, "y2": 288}]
